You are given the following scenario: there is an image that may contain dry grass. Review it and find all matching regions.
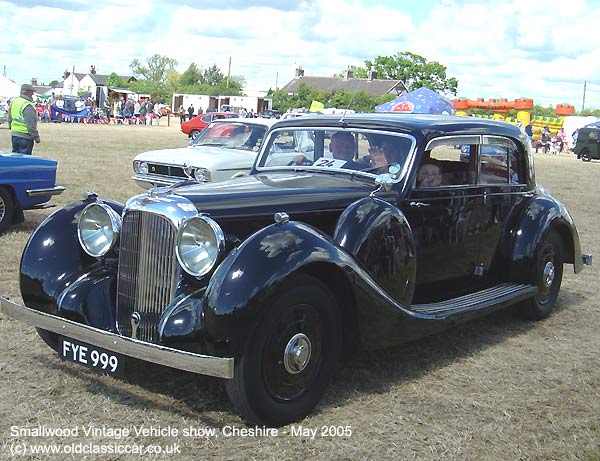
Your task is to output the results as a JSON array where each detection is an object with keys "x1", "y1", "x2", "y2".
[{"x1": 0, "y1": 121, "x2": 599, "y2": 460}]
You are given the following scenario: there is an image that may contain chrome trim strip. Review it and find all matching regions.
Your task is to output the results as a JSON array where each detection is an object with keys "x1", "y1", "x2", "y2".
[
  {"x1": 26, "y1": 186, "x2": 66, "y2": 197},
  {"x1": 0, "y1": 297, "x2": 234, "y2": 379},
  {"x1": 131, "y1": 174, "x2": 178, "y2": 186}
]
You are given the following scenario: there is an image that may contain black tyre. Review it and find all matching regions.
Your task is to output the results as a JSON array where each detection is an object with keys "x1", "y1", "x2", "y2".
[
  {"x1": 190, "y1": 129, "x2": 200, "y2": 139},
  {"x1": 0, "y1": 187, "x2": 15, "y2": 233},
  {"x1": 36, "y1": 328, "x2": 60, "y2": 352},
  {"x1": 581, "y1": 149, "x2": 592, "y2": 162},
  {"x1": 225, "y1": 274, "x2": 342, "y2": 427},
  {"x1": 522, "y1": 231, "x2": 563, "y2": 320}
]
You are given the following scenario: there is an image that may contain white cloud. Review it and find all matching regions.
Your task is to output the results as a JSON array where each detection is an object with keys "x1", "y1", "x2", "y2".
[{"x1": 2, "y1": 0, "x2": 600, "y2": 109}]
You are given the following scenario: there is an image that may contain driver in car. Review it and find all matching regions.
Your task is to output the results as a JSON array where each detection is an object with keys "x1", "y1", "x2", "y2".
[{"x1": 290, "y1": 131, "x2": 364, "y2": 169}]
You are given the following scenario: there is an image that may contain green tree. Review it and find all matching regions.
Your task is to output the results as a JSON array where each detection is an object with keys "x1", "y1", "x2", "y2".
[
  {"x1": 532, "y1": 105, "x2": 558, "y2": 118},
  {"x1": 130, "y1": 54, "x2": 177, "y2": 83},
  {"x1": 180, "y1": 63, "x2": 203, "y2": 86},
  {"x1": 128, "y1": 80, "x2": 171, "y2": 104},
  {"x1": 361, "y1": 51, "x2": 458, "y2": 95},
  {"x1": 106, "y1": 72, "x2": 126, "y2": 88},
  {"x1": 270, "y1": 83, "x2": 390, "y2": 113},
  {"x1": 333, "y1": 65, "x2": 368, "y2": 79},
  {"x1": 176, "y1": 63, "x2": 245, "y2": 96},
  {"x1": 579, "y1": 108, "x2": 600, "y2": 116},
  {"x1": 202, "y1": 65, "x2": 225, "y2": 86}
]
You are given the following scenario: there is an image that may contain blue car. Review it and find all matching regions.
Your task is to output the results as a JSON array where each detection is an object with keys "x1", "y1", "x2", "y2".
[{"x1": 0, "y1": 152, "x2": 65, "y2": 232}]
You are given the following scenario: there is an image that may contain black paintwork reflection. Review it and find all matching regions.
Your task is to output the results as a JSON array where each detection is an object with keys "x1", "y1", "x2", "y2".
[
  {"x1": 405, "y1": 187, "x2": 483, "y2": 302},
  {"x1": 20, "y1": 200, "x2": 123, "y2": 314},
  {"x1": 334, "y1": 197, "x2": 416, "y2": 305},
  {"x1": 204, "y1": 218, "x2": 436, "y2": 355},
  {"x1": 159, "y1": 292, "x2": 206, "y2": 344}
]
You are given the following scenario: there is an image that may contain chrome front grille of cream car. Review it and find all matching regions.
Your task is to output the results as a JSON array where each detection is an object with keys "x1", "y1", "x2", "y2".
[{"x1": 116, "y1": 210, "x2": 180, "y2": 342}]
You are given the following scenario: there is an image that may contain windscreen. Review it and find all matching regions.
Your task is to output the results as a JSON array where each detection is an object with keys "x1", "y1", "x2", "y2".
[
  {"x1": 190, "y1": 122, "x2": 267, "y2": 151},
  {"x1": 257, "y1": 128, "x2": 415, "y2": 176}
]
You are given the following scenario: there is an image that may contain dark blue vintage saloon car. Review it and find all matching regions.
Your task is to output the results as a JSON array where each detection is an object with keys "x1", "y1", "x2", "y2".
[
  {"x1": 0, "y1": 151, "x2": 65, "y2": 232},
  {"x1": 0, "y1": 114, "x2": 591, "y2": 426}
]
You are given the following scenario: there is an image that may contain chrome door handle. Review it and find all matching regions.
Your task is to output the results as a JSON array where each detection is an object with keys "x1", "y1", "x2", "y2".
[{"x1": 409, "y1": 201, "x2": 431, "y2": 207}]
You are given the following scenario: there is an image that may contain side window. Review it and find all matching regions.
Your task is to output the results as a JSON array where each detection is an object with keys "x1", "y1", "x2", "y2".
[
  {"x1": 482, "y1": 137, "x2": 521, "y2": 184},
  {"x1": 419, "y1": 136, "x2": 479, "y2": 187}
]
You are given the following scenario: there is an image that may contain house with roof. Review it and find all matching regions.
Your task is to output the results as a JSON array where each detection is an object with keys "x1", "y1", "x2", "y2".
[
  {"x1": 280, "y1": 66, "x2": 407, "y2": 98},
  {"x1": 54, "y1": 66, "x2": 136, "y2": 104},
  {"x1": 79, "y1": 66, "x2": 136, "y2": 102}
]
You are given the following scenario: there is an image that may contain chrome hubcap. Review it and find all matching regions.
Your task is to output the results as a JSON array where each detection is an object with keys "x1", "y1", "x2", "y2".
[
  {"x1": 283, "y1": 333, "x2": 312, "y2": 374},
  {"x1": 543, "y1": 261, "x2": 555, "y2": 287}
]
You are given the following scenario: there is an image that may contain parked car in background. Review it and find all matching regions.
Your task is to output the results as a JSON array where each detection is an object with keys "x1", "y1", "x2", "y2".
[
  {"x1": 181, "y1": 112, "x2": 240, "y2": 138},
  {"x1": 1, "y1": 114, "x2": 590, "y2": 428},
  {"x1": 260, "y1": 109, "x2": 282, "y2": 119},
  {"x1": 0, "y1": 151, "x2": 65, "y2": 232},
  {"x1": 132, "y1": 118, "x2": 274, "y2": 188},
  {"x1": 574, "y1": 126, "x2": 600, "y2": 161}
]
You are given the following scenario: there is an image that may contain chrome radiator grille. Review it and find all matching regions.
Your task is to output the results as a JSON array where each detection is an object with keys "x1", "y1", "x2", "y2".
[{"x1": 116, "y1": 210, "x2": 180, "y2": 342}]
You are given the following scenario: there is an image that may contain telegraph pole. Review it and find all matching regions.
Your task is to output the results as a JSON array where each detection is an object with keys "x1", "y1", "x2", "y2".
[
  {"x1": 582, "y1": 80, "x2": 587, "y2": 113},
  {"x1": 226, "y1": 56, "x2": 231, "y2": 89}
]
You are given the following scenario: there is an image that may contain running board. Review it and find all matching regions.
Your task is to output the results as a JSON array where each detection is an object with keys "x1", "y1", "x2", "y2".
[{"x1": 411, "y1": 283, "x2": 536, "y2": 318}]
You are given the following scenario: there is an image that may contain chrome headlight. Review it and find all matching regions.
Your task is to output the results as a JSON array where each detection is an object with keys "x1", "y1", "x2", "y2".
[
  {"x1": 133, "y1": 161, "x2": 149, "y2": 174},
  {"x1": 176, "y1": 216, "x2": 224, "y2": 277},
  {"x1": 77, "y1": 203, "x2": 121, "y2": 257},
  {"x1": 194, "y1": 168, "x2": 211, "y2": 182}
]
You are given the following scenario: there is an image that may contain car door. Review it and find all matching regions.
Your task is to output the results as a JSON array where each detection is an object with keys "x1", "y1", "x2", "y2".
[
  {"x1": 402, "y1": 135, "x2": 484, "y2": 303},
  {"x1": 476, "y1": 136, "x2": 528, "y2": 280}
]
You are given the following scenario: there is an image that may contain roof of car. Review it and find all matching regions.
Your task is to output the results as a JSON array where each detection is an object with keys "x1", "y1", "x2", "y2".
[
  {"x1": 271, "y1": 113, "x2": 523, "y2": 139},
  {"x1": 210, "y1": 117, "x2": 276, "y2": 127}
]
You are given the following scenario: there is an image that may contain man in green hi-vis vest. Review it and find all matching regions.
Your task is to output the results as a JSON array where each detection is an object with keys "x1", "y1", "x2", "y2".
[{"x1": 8, "y1": 84, "x2": 41, "y2": 155}]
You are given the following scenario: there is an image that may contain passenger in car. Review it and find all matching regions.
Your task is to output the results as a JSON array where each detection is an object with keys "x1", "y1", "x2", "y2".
[
  {"x1": 417, "y1": 160, "x2": 443, "y2": 187},
  {"x1": 291, "y1": 131, "x2": 364, "y2": 169},
  {"x1": 368, "y1": 140, "x2": 407, "y2": 173}
]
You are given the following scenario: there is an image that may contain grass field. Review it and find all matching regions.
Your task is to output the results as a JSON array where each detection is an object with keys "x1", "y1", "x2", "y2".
[{"x1": 0, "y1": 120, "x2": 599, "y2": 460}]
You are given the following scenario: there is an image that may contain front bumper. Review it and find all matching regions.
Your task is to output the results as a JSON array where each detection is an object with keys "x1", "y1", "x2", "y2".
[{"x1": 0, "y1": 296, "x2": 234, "y2": 379}]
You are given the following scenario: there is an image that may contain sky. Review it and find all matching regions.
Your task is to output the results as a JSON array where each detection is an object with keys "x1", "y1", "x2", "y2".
[{"x1": 2, "y1": 0, "x2": 600, "y2": 110}]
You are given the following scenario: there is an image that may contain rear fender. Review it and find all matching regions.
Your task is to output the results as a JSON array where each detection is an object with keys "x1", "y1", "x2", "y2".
[{"x1": 502, "y1": 193, "x2": 582, "y2": 283}]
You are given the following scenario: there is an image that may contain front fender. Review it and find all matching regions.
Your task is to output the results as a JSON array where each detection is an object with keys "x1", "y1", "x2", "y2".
[
  {"x1": 20, "y1": 198, "x2": 124, "y2": 315},
  {"x1": 203, "y1": 220, "x2": 367, "y2": 354},
  {"x1": 334, "y1": 196, "x2": 416, "y2": 305}
]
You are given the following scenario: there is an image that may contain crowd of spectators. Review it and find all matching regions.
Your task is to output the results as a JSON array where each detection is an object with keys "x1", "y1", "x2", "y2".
[{"x1": 1, "y1": 93, "x2": 170, "y2": 126}]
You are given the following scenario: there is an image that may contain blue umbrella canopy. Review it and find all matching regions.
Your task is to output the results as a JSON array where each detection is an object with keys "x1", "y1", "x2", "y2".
[{"x1": 375, "y1": 87, "x2": 454, "y2": 115}]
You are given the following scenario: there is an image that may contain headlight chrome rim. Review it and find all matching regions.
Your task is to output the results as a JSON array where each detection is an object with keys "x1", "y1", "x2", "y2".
[
  {"x1": 77, "y1": 203, "x2": 122, "y2": 257},
  {"x1": 176, "y1": 215, "x2": 225, "y2": 277}
]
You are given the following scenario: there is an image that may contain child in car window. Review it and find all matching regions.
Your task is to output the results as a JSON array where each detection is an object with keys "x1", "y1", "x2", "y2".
[{"x1": 417, "y1": 160, "x2": 443, "y2": 187}]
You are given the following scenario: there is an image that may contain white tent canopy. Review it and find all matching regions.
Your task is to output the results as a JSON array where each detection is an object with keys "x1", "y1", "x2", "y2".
[{"x1": 0, "y1": 75, "x2": 20, "y2": 100}]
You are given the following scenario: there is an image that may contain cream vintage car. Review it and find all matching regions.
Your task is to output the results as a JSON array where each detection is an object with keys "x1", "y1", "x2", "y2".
[{"x1": 131, "y1": 118, "x2": 274, "y2": 188}]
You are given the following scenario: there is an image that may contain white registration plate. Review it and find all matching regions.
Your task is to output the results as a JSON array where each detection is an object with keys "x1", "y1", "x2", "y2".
[{"x1": 59, "y1": 337, "x2": 124, "y2": 376}]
